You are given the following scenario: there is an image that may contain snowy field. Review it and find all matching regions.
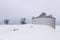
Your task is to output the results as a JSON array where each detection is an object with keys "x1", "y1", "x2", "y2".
[{"x1": 0, "y1": 24, "x2": 60, "y2": 40}]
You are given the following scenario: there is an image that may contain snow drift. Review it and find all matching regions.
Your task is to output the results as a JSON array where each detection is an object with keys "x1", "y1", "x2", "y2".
[{"x1": 0, "y1": 24, "x2": 60, "y2": 40}]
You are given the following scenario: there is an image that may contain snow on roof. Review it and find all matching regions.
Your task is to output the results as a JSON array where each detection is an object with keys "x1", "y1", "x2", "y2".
[{"x1": 32, "y1": 12, "x2": 55, "y2": 19}]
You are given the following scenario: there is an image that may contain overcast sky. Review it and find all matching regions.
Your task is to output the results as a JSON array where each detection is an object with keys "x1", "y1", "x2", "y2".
[{"x1": 0, "y1": 0, "x2": 60, "y2": 25}]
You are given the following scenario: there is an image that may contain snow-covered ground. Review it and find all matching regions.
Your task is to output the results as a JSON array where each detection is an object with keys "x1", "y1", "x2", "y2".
[{"x1": 0, "y1": 24, "x2": 60, "y2": 40}]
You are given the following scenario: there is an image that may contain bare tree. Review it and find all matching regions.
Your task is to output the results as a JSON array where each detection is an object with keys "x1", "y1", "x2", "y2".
[
  {"x1": 4, "y1": 19, "x2": 9, "y2": 25},
  {"x1": 20, "y1": 18, "x2": 26, "y2": 24}
]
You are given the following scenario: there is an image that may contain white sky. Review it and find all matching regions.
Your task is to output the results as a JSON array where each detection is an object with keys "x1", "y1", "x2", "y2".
[{"x1": 0, "y1": 0, "x2": 60, "y2": 25}]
